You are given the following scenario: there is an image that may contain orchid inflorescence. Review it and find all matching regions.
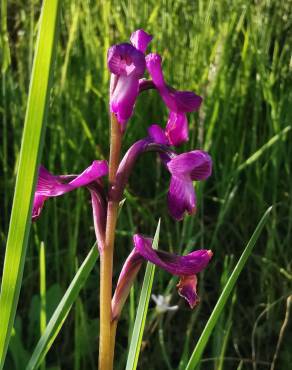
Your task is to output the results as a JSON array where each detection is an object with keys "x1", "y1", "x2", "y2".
[{"x1": 32, "y1": 29, "x2": 213, "y2": 368}]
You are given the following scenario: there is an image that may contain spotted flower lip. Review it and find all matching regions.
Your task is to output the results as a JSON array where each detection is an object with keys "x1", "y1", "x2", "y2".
[
  {"x1": 32, "y1": 160, "x2": 108, "y2": 221},
  {"x1": 108, "y1": 30, "x2": 152, "y2": 130},
  {"x1": 145, "y1": 53, "x2": 202, "y2": 146},
  {"x1": 108, "y1": 43, "x2": 145, "y2": 78},
  {"x1": 111, "y1": 137, "x2": 212, "y2": 221},
  {"x1": 111, "y1": 234, "x2": 212, "y2": 319}
]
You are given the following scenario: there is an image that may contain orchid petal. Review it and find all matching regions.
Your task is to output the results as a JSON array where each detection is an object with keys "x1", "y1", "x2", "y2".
[
  {"x1": 167, "y1": 176, "x2": 196, "y2": 220},
  {"x1": 134, "y1": 235, "x2": 212, "y2": 275},
  {"x1": 148, "y1": 124, "x2": 169, "y2": 145},
  {"x1": 112, "y1": 234, "x2": 212, "y2": 318},
  {"x1": 172, "y1": 90, "x2": 202, "y2": 112},
  {"x1": 111, "y1": 249, "x2": 143, "y2": 320},
  {"x1": 145, "y1": 53, "x2": 166, "y2": 89},
  {"x1": 112, "y1": 137, "x2": 211, "y2": 220},
  {"x1": 107, "y1": 43, "x2": 145, "y2": 77},
  {"x1": 165, "y1": 112, "x2": 189, "y2": 146},
  {"x1": 177, "y1": 275, "x2": 199, "y2": 308},
  {"x1": 110, "y1": 74, "x2": 140, "y2": 129},
  {"x1": 32, "y1": 194, "x2": 47, "y2": 221},
  {"x1": 167, "y1": 150, "x2": 212, "y2": 180},
  {"x1": 108, "y1": 43, "x2": 146, "y2": 128},
  {"x1": 90, "y1": 187, "x2": 107, "y2": 251},
  {"x1": 146, "y1": 53, "x2": 203, "y2": 114},
  {"x1": 32, "y1": 161, "x2": 108, "y2": 220},
  {"x1": 68, "y1": 160, "x2": 108, "y2": 188},
  {"x1": 130, "y1": 29, "x2": 153, "y2": 53},
  {"x1": 111, "y1": 138, "x2": 152, "y2": 201}
]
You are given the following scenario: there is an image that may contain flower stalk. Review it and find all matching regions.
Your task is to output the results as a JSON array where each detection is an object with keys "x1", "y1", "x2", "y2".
[{"x1": 98, "y1": 113, "x2": 122, "y2": 370}]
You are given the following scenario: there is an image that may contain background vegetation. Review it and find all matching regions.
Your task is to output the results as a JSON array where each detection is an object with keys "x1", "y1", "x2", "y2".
[{"x1": 1, "y1": 0, "x2": 291, "y2": 369}]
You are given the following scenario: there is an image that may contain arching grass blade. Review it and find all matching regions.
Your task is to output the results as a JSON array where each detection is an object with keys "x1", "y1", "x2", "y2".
[{"x1": 185, "y1": 207, "x2": 273, "y2": 370}]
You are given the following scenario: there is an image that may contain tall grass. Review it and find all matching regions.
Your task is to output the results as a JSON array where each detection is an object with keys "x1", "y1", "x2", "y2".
[{"x1": 1, "y1": 0, "x2": 291, "y2": 369}]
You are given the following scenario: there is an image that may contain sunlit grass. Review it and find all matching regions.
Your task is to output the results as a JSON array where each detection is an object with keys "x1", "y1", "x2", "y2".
[{"x1": 0, "y1": 0, "x2": 291, "y2": 369}]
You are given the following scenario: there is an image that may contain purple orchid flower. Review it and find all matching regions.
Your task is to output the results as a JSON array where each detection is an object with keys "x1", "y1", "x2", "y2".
[
  {"x1": 110, "y1": 136, "x2": 212, "y2": 221},
  {"x1": 143, "y1": 53, "x2": 202, "y2": 146},
  {"x1": 111, "y1": 234, "x2": 212, "y2": 320},
  {"x1": 108, "y1": 29, "x2": 152, "y2": 130},
  {"x1": 32, "y1": 160, "x2": 108, "y2": 249}
]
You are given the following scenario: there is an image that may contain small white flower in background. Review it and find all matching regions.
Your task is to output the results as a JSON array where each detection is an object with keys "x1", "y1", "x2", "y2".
[{"x1": 151, "y1": 294, "x2": 179, "y2": 314}]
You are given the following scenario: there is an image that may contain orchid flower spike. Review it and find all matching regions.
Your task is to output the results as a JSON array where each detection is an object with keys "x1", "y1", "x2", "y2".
[
  {"x1": 108, "y1": 29, "x2": 152, "y2": 131},
  {"x1": 111, "y1": 234, "x2": 212, "y2": 320},
  {"x1": 32, "y1": 161, "x2": 108, "y2": 249},
  {"x1": 143, "y1": 53, "x2": 202, "y2": 146}
]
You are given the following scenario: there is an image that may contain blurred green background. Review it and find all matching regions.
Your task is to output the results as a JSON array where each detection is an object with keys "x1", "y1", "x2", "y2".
[{"x1": 1, "y1": 0, "x2": 291, "y2": 369}]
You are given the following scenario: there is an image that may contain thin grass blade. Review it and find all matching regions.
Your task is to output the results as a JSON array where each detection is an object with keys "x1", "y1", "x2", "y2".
[
  {"x1": 1, "y1": 0, "x2": 11, "y2": 73},
  {"x1": 185, "y1": 206, "x2": 273, "y2": 370},
  {"x1": 26, "y1": 244, "x2": 98, "y2": 370},
  {"x1": 237, "y1": 126, "x2": 291, "y2": 172},
  {"x1": 0, "y1": 1, "x2": 60, "y2": 368},
  {"x1": 125, "y1": 220, "x2": 161, "y2": 370},
  {"x1": 39, "y1": 242, "x2": 46, "y2": 370}
]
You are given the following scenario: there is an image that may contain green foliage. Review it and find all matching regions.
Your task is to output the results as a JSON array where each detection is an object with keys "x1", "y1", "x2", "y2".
[
  {"x1": 185, "y1": 207, "x2": 272, "y2": 370},
  {"x1": 26, "y1": 245, "x2": 98, "y2": 370},
  {"x1": 1, "y1": 0, "x2": 291, "y2": 369},
  {"x1": 0, "y1": 1, "x2": 60, "y2": 368}
]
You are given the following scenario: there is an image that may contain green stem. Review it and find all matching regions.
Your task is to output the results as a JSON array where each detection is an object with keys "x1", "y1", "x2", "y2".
[{"x1": 99, "y1": 114, "x2": 122, "y2": 370}]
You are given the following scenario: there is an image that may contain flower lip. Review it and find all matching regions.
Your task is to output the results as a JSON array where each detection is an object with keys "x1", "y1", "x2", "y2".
[
  {"x1": 130, "y1": 29, "x2": 153, "y2": 53},
  {"x1": 167, "y1": 176, "x2": 196, "y2": 221},
  {"x1": 177, "y1": 275, "x2": 199, "y2": 309},
  {"x1": 166, "y1": 150, "x2": 212, "y2": 220},
  {"x1": 107, "y1": 43, "x2": 146, "y2": 78}
]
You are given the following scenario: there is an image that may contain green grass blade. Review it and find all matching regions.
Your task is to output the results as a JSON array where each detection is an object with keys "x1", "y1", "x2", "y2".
[
  {"x1": 237, "y1": 126, "x2": 291, "y2": 172},
  {"x1": 39, "y1": 242, "x2": 46, "y2": 370},
  {"x1": 125, "y1": 220, "x2": 161, "y2": 370},
  {"x1": 185, "y1": 207, "x2": 273, "y2": 370},
  {"x1": 0, "y1": 1, "x2": 60, "y2": 368},
  {"x1": 26, "y1": 244, "x2": 98, "y2": 370}
]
